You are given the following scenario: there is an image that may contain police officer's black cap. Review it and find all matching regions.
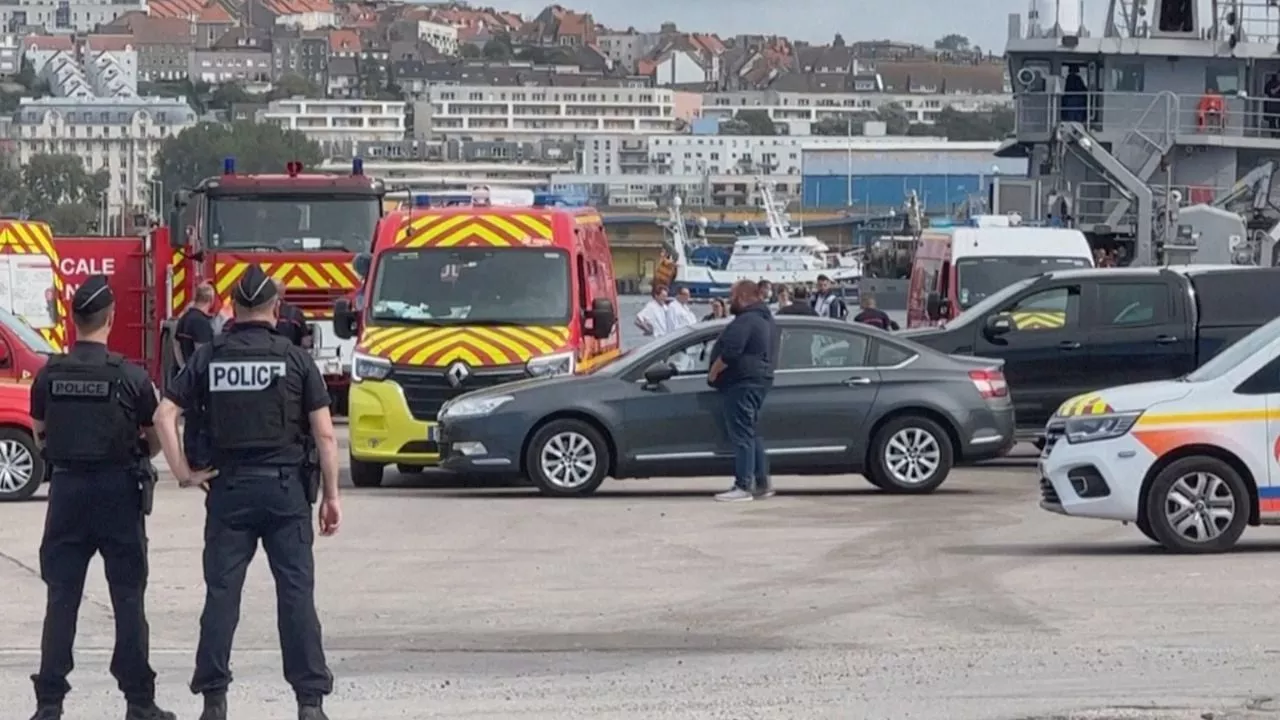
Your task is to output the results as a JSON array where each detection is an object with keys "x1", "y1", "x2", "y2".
[
  {"x1": 233, "y1": 265, "x2": 279, "y2": 308},
  {"x1": 72, "y1": 274, "x2": 114, "y2": 315}
]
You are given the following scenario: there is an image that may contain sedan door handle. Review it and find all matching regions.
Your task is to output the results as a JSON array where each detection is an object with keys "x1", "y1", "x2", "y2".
[
  {"x1": 1155, "y1": 335, "x2": 1178, "y2": 344},
  {"x1": 843, "y1": 376, "x2": 874, "y2": 386},
  {"x1": 1058, "y1": 341, "x2": 1081, "y2": 350}
]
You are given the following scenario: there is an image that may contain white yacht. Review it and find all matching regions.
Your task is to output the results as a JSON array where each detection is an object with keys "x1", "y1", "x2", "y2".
[{"x1": 654, "y1": 181, "x2": 862, "y2": 298}]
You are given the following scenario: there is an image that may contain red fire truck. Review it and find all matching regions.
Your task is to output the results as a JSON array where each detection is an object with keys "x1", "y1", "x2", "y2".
[{"x1": 52, "y1": 159, "x2": 384, "y2": 405}]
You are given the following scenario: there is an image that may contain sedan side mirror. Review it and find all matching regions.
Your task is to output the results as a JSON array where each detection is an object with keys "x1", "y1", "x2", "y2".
[
  {"x1": 333, "y1": 298, "x2": 358, "y2": 340},
  {"x1": 642, "y1": 362, "x2": 675, "y2": 387},
  {"x1": 588, "y1": 297, "x2": 616, "y2": 340},
  {"x1": 985, "y1": 313, "x2": 1014, "y2": 338}
]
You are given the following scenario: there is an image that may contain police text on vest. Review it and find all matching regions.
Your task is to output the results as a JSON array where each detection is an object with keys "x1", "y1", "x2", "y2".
[
  {"x1": 209, "y1": 361, "x2": 287, "y2": 392},
  {"x1": 51, "y1": 380, "x2": 111, "y2": 397}
]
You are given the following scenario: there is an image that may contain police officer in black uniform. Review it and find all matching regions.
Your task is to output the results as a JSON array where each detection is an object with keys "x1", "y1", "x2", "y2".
[
  {"x1": 29, "y1": 275, "x2": 176, "y2": 720},
  {"x1": 153, "y1": 265, "x2": 343, "y2": 720}
]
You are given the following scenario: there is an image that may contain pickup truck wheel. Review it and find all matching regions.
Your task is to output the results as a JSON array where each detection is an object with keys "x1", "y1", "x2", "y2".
[
  {"x1": 525, "y1": 419, "x2": 609, "y2": 497},
  {"x1": 867, "y1": 414, "x2": 954, "y2": 494},
  {"x1": 0, "y1": 428, "x2": 42, "y2": 501},
  {"x1": 1143, "y1": 456, "x2": 1248, "y2": 554},
  {"x1": 350, "y1": 454, "x2": 384, "y2": 488}
]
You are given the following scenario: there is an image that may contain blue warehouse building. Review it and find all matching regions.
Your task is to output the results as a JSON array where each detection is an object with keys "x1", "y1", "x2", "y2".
[{"x1": 800, "y1": 142, "x2": 1029, "y2": 213}]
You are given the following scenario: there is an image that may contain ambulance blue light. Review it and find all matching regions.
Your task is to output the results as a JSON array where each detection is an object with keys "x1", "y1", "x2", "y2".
[
  {"x1": 352, "y1": 157, "x2": 364, "y2": 176},
  {"x1": 532, "y1": 192, "x2": 584, "y2": 207},
  {"x1": 223, "y1": 157, "x2": 235, "y2": 175}
]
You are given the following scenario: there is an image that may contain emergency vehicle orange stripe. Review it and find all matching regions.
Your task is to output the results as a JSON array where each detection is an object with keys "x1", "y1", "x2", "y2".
[
  {"x1": 357, "y1": 326, "x2": 572, "y2": 367},
  {"x1": 170, "y1": 250, "x2": 187, "y2": 313},
  {"x1": 0, "y1": 220, "x2": 66, "y2": 350}
]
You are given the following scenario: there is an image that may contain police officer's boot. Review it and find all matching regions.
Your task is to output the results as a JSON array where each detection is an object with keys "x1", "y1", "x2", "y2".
[
  {"x1": 198, "y1": 694, "x2": 227, "y2": 720},
  {"x1": 298, "y1": 702, "x2": 329, "y2": 720},
  {"x1": 28, "y1": 704, "x2": 62, "y2": 720},
  {"x1": 124, "y1": 701, "x2": 177, "y2": 720}
]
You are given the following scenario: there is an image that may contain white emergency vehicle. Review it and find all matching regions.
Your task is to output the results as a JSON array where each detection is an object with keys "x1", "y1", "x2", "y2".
[{"x1": 1039, "y1": 314, "x2": 1280, "y2": 553}]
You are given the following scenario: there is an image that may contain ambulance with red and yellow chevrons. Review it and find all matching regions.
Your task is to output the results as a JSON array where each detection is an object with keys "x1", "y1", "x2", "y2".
[
  {"x1": 1040, "y1": 314, "x2": 1280, "y2": 554},
  {"x1": 333, "y1": 188, "x2": 620, "y2": 488}
]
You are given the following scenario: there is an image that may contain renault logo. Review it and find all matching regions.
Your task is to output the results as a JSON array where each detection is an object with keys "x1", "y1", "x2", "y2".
[{"x1": 446, "y1": 361, "x2": 470, "y2": 388}]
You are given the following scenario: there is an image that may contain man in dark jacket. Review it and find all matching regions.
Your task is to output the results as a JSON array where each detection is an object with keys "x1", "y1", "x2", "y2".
[
  {"x1": 777, "y1": 286, "x2": 818, "y2": 316},
  {"x1": 851, "y1": 292, "x2": 899, "y2": 331},
  {"x1": 708, "y1": 279, "x2": 778, "y2": 502}
]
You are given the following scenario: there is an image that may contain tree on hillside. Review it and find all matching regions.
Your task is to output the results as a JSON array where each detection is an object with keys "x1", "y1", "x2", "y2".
[
  {"x1": 876, "y1": 103, "x2": 911, "y2": 134},
  {"x1": 914, "y1": 106, "x2": 1015, "y2": 141},
  {"x1": 0, "y1": 153, "x2": 107, "y2": 233},
  {"x1": 268, "y1": 73, "x2": 322, "y2": 101},
  {"x1": 460, "y1": 43, "x2": 482, "y2": 59},
  {"x1": 934, "y1": 34, "x2": 970, "y2": 52},
  {"x1": 153, "y1": 121, "x2": 323, "y2": 194},
  {"x1": 482, "y1": 34, "x2": 514, "y2": 60},
  {"x1": 722, "y1": 109, "x2": 777, "y2": 135},
  {"x1": 206, "y1": 81, "x2": 252, "y2": 111}
]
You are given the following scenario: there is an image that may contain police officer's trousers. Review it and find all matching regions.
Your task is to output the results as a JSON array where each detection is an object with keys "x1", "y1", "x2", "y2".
[
  {"x1": 190, "y1": 466, "x2": 332, "y2": 703},
  {"x1": 33, "y1": 469, "x2": 156, "y2": 705}
]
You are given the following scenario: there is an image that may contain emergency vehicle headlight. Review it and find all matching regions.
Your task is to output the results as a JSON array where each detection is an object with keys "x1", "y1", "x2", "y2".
[
  {"x1": 526, "y1": 351, "x2": 574, "y2": 377},
  {"x1": 351, "y1": 352, "x2": 391, "y2": 382},
  {"x1": 1064, "y1": 412, "x2": 1141, "y2": 444},
  {"x1": 441, "y1": 395, "x2": 513, "y2": 419}
]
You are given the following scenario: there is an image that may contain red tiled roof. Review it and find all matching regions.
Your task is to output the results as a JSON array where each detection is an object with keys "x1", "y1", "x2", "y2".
[
  {"x1": 147, "y1": 0, "x2": 204, "y2": 19},
  {"x1": 197, "y1": 2, "x2": 234, "y2": 23},
  {"x1": 329, "y1": 29, "x2": 361, "y2": 53},
  {"x1": 84, "y1": 34, "x2": 136, "y2": 52},
  {"x1": 102, "y1": 13, "x2": 193, "y2": 45},
  {"x1": 22, "y1": 34, "x2": 74, "y2": 52},
  {"x1": 260, "y1": 0, "x2": 332, "y2": 16}
]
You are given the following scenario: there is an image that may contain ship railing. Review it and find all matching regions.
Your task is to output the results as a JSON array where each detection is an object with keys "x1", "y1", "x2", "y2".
[
  {"x1": 1015, "y1": 90, "x2": 1280, "y2": 143},
  {"x1": 1072, "y1": 180, "x2": 1240, "y2": 230}
]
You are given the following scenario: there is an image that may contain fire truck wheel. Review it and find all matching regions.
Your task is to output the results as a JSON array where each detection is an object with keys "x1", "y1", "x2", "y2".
[
  {"x1": 0, "y1": 427, "x2": 43, "y2": 501},
  {"x1": 349, "y1": 454, "x2": 385, "y2": 488}
]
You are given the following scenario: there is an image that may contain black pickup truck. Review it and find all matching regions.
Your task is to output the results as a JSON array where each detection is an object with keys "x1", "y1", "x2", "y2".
[{"x1": 900, "y1": 266, "x2": 1280, "y2": 434}]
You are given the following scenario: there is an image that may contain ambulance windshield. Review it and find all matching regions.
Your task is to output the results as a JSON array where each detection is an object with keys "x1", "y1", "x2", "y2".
[
  {"x1": 955, "y1": 256, "x2": 1091, "y2": 308},
  {"x1": 369, "y1": 248, "x2": 571, "y2": 325},
  {"x1": 208, "y1": 195, "x2": 379, "y2": 252}
]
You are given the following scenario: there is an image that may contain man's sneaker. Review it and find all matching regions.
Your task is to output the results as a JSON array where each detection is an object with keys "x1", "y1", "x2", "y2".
[
  {"x1": 753, "y1": 487, "x2": 776, "y2": 499},
  {"x1": 714, "y1": 488, "x2": 753, "y2": 502},
  {"x1": 199, "y1": 694, "x2": 227, "y2": 720},
  {"x1": 29, "y1": 705, "x2": 62, "y2": 720},
  {"x1": 125, "y1": 703, "x2": 177, "y2": 720},
  {"x1": 299, "y1": 704, "x2": 330, "y2": 720}
]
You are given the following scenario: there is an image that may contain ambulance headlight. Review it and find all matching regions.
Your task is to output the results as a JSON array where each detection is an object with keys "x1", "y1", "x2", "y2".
[
  {"x1": 1064, "y1": 412, "x2": 1142, "y2": 444},
  {"x1": 440, "y1": 395, "x2": 513, "y2": 419},
  {"x1": 526, "y1": 351, "x2": 574, "y2": 377},
  {"x1": 351, "y1": 352, "x2": 391, "y2": 382}
]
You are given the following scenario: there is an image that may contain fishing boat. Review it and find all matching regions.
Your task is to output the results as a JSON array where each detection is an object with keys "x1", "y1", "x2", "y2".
[{"x1": 652, "y1": 180, "x2": 863, "y2": 299}]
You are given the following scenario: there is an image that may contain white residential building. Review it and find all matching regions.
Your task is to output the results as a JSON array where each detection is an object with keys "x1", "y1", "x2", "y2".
[
  {"x1": 595, "y1": 31, "x2": 661, "y2": 71},
  {"x1": 273, "y1": 10, "x2": 338, "y2": 31},
  {"x1": 0, "y1": 34, "x2": 19, "y2": 77},
  {"x1": 581, "y1": 133, "x2": 962, "y2": 177},
  {"x1": 29, "y1": 45, "x2": 137, "y2": 98},
  {"x1": 416, "y1": 20, "x2": 459, "y2": 56},
  {"x1": 13, "y1": 97, "x2": 196, "y2": 215},
  {"x1": 259, "y1": 99, "x2": 406, "y2": 156},
  {"x1": 420, "y1": 84, "x2": 682, "y2": 141},
  {"x1": 0, "y1": 0, "x2": 146, "y2": 33},
  {"x1": 702, "y1": 89, "x2": 1013, "y2": 133}
]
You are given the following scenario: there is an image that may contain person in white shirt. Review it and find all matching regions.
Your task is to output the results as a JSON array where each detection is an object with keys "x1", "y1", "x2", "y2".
[
  {"x1": 667, "y1": 286, "x2": 698, "y2": 330},
  {"x1": 635, "y1": 285, "x2": 674, "y2": 338}
]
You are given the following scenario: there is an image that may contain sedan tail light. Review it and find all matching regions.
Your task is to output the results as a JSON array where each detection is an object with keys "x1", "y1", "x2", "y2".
[{"x1": 969, "y1": 368, "x2": 1008, "y2": 399}]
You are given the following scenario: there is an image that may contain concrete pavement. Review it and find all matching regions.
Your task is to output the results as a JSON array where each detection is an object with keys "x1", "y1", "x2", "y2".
[{"x1": 4, "y1": 437, "x2": 1280, "y2": 719}]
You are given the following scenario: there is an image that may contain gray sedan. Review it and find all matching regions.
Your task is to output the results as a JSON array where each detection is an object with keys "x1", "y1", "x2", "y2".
[{"x1": 437, "y1": 316, "x2": 1015, "y2": 497}]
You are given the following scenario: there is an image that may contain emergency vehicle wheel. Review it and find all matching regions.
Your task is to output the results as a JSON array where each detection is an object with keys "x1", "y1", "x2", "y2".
[
  {"x1": 525, "y1": 419, "x2": 610, "y2": 497},
  {"x1": 866, "y1": 414, "x2": 954, "y2": 494},
  {"x1": 349, "y1": 454, "x2": 385, "y2": 488},
  {"x1": 0, "y1": 428, "x2": 42, "y2": 501},
  {"x1": 1143, "y1": 456, "x2": 1248, "y2": 554}
]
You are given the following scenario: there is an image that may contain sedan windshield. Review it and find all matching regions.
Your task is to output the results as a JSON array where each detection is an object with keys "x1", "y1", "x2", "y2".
[
  {"x1": 0, "y1": 306, "x2": 54, "y2": 353},
  {"x1": 956, "y1": 256, "x2": 1091, "y2": 309},
  {"x1": 208, "y1": 195, "x2": 379, "y2": 252},
  {"x1": 370, "y1": 248, "x2": 570, "y2": 325}
]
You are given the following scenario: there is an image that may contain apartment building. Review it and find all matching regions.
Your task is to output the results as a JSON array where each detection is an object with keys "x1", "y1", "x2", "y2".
[
  {"x1": 0, "y1": 34, "x2": 18, "y2": 76},
  {"x1": 0, "y1": 0, "x2": 146, "y2": 33},
  {"x1": 259, "y1": 98, "x2": 406, "y2": 157},
  {"x1": 13, "y1": 96, "x2": 196, "y2": 214},
  {"x1": 419, "y1": 84, "x2": 691, "y2": 141},
  {"x1": 702, "y1": 88, "x2": 1012, "y2": 133}
]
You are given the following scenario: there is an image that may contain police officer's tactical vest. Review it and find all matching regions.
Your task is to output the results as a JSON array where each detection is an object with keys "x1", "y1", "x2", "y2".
[
  {"x1": 205, "y1": 334, "x2": 297, "y2": 451},
  {"x1": 43, "y1": 353, "x2": 138, "y2": 465}
]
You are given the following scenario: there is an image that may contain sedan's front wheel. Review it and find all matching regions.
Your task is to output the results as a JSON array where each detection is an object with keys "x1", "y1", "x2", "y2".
[
  {"x1": 525, "y1": 419, "x2": 610, "y2": 497},
  {"x1": 866, "y1": 414, "x2": 954, "y2": 494}
]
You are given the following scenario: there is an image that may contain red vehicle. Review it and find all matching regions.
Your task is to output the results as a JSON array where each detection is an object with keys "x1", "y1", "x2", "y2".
[
  {"x1": 49, "y1": 159, "x2": 384, "y2": 401},
  {"x1": 0, "y1": 306, "x2": 58, "y2": 501}
]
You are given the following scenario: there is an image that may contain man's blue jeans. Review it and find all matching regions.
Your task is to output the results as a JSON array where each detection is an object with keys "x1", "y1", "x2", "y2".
[{"x1": 719, "y1": 383, "x2": 770, "y2": 491}]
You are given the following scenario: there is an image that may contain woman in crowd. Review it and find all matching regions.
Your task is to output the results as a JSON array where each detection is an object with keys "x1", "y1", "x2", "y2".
[{"x1": 703, "y1": 298, "x2": 727, "y2": 321}]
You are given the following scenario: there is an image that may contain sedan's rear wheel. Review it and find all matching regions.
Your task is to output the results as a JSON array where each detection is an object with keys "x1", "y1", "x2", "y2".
[
  {"x1": 867, "y1": 414, "x2": 954, "y2": 494},
  {"x1": 525, "y1": 419, "x2": 609, "y2": 497},
  {"x1": 0, "y1": 429, "x2": 41, "y2": 501}
]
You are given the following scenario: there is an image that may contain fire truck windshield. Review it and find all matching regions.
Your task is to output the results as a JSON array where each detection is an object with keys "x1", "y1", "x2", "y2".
[
  {"x1": 369, "y1": 248, "x2": 570, "y2": 325},
  {"x1": 207, "y1": 194, "x2": 379, "y2": 252}
]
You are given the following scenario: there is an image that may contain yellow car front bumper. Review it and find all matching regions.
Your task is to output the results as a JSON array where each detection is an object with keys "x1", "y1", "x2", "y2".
[{"x1": 347, "y1": 379, "x2": 440, "y2": 466}]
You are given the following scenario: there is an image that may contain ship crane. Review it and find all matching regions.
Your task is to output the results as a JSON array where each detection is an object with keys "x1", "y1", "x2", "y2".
[{"x1": 1177, "y1": 161, "x2": 1280, "y2": 266}]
